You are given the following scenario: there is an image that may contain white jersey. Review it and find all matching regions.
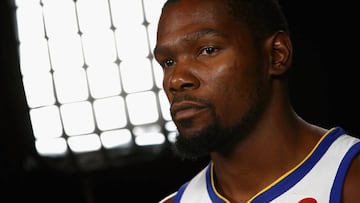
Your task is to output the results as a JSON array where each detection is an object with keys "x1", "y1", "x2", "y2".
[{"x1": 163, "y1": 127, "x2": 360, "y2": 203}]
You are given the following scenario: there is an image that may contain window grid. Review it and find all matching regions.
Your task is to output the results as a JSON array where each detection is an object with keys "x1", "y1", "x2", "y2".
[{"x1": 15, "y1": 0, "x2": 173, "y2": 171}]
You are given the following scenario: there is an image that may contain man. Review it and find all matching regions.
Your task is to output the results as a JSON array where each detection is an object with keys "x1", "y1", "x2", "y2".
[{"x1": 153, "y1": 0, "x2": 360, "y2": 202}]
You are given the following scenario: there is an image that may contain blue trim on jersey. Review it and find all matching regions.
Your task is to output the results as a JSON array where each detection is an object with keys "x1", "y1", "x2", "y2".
[
  {"x1": 205, "y1": 163, "x2": 227, "y2": 203},
  {"x1": 330, "y1": 141, "x2": 360, "y2": 203},
  {"x1": 171, "y1": 127, "x2": 354, "y2": 203},
  {"x1": 173, "y1": 181, "x2": 190, "y2": 203},
  {"x1": 251, "y1": 127, "x2": 345, "y2": 202}
]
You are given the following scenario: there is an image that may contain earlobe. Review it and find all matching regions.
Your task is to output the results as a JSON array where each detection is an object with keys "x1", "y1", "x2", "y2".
[{"x1": 269, "y1": 31, "x2": 292, "y2": 76}]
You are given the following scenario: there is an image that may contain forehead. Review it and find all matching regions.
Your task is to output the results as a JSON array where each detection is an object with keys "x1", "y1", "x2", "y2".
[
  {"x1": 163, "y1": 0, "x2": 229, "y2": 16},
  {"x1": 157, "y1": 0, "x2": 234, "y2": 39}
]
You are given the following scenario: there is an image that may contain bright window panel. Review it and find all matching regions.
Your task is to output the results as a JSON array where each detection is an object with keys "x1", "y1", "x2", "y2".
[
  {"x1": 152, "y1": 60, "x2": 164, "y2": 89},
  {"x1": 115, "y1": 25, "x2": 148, "y2": 60},
  {"x1": 165, "y1": 121, "x2": 177, "y2": 132},
  {"x1": 29, "y1": 105, "x2": 63, "y2": 139},
  {"x1": 135, "y1": 132, "x2": 165, "y2": 146},
  {"x1": 100, "y1": 129, "x2": 132, "y2": 149},
  {"x1": 167, "y1": 132, "x2": 177, "y2": 144},
  {"x1": 35, "y1": 138, "x2": 68, "y2": 156},
  {"x1": 158, "y1": 90, "x2": 171, "y2": 121},
  {"x1": 147, "y1": 23, "x2": 158, "y2": 55},
  {"x1": 143, "y1": 0, "x2": 166, "y2": 23},
  {"x1": 82, "y1": 31, "x2": 117, "y2": 66},
  {"x1": 133, "y1": 124, "x2": 165, "y2": 146},
  {"x1": 143, "y1": 0, "x2": 167, "y2": 52},
  {"x1": 110, "y1": 0, "x2": 143, "y2": 27},
  {"x1": 133, "y1": 124, "x2": 161, "y2": 136},
  {"x1": 22, "y1": 73, "x2": 55, "y2": 108},
  {"x1": 76, "y1": 0, "x2": 111, "y2": 33},
  {"x1": 126, "y1": 91, "x2": 159, "y2": 125},
  {"x1": 60, "y1": 101, "x2": 95, "y2": 136},
  {"x1": 121, "y1": 59, "x2": 153, "y2": 93},
  {"x1": 15, "y1": 0, "x2": 44, "y2": 43},
  {"x1": 53, "y1": 68, "x2": 89, "y2": 104},
  {"x1": 67, "y1": 134, "x2": 102, "y2": 153},
  {"x1": 87, "y1": 63, "x2": 121, "y2": 98},
  {"x1": 18, "y1": 40, "x2": 51, "y2": 76},
  {"x1": 48, "y1": 36, "x2": 83, "y2": 71},
  {"x1": 93, "y1": 97, "x2": 127, "y2": 131},
  {"x1": 42, "y1": 0, "x2": 78, "y2": 39}
]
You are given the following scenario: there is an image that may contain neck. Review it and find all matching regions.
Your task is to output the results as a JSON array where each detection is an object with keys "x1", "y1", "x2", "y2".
[{"x1": 209, "y1": 84, "x2": 327, "y2": 202}]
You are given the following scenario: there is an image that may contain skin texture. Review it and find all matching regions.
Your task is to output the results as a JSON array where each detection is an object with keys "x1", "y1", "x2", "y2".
[{"x1": 154, "y1": 0, "x2": 360, "y2": 202}]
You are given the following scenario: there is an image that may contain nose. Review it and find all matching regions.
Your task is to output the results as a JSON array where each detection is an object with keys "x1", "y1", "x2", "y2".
[{"x1": 166, "y1": 62, "x2": 199, "y2": 94}]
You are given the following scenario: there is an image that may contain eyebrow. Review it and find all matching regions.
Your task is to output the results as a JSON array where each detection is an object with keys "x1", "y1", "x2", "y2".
[
  {"x1": 182, "y1": 28, "x2": 225, "y2": 42},
  {"x1": 153, "y1": 28, "x2": 225, "y2": 56}
]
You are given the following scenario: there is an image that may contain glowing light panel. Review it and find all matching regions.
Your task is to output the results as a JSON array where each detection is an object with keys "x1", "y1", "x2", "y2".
[
  {"x1": 14, "y1": 0, "x2": 173, "y2": 162},
  {"x1": 60, "y1": 101, "x2": 95, "y2": 136}
]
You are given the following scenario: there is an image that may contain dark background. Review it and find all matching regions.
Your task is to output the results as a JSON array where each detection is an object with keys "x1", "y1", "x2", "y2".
[{"x1": 1, "y1": 0, "x2": 359, "y2": 202}]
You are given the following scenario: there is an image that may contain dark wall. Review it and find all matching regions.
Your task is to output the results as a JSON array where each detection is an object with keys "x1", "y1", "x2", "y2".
[
  {"x1": 1, "y1": 0, "x2": 359, "y2": 203},
  {"x1": 282, "y1": 1, "x2": 360, "y2": 136}
]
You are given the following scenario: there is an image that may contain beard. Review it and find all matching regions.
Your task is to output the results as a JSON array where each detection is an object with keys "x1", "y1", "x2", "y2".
[{"x1": 172, "y1": 88, "x2": 266, "y2": 160}]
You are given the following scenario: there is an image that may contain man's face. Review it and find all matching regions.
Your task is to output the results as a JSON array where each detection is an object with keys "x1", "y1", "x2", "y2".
[{"x1": 154, "y1": 0, "x2": 270, "y2": 158}]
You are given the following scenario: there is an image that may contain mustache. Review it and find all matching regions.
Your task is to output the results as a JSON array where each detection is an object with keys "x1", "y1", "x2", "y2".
[{"x1": 171, "y1": 94, "x2": 212, "y2": 107}]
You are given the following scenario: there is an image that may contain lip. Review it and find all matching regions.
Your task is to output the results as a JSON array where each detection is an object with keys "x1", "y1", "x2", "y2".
[{"x1": 170, "y1": 101, "x2": 207, "y2": 121}]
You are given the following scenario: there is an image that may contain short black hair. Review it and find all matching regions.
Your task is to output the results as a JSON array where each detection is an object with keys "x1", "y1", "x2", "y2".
[{"x1": 162, "y1": 0, "x2": 289, "y2": 42}]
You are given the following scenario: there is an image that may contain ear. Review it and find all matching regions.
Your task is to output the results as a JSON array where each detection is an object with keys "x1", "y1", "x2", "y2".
[{"x1": 268, "y1": 31, "x2": 292, "y2": 76}]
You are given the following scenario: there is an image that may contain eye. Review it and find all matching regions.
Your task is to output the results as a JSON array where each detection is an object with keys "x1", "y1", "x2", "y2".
[
  {"x1": 200, "y1": 46, "x2": 218, "y2": 55},
  {"x1": 162, "y1": 58, "x2": 175, "y2": 69}
]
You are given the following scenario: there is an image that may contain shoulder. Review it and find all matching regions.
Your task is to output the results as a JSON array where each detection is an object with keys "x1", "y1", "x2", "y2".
[
  {"x1": 342, "y1": 141, "x2": 360, "y2": 203},
  {"x1": 159, "y1": 192, "x2": 176, "y2": 203},
  {"x1": 158, "y1": 163, "x2": 210, "y2": 203}
]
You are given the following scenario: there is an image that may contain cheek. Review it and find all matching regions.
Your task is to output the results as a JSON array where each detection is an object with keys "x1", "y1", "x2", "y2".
[
  {"x1": 204, "y1": 70, "x2": 243, "y2": 120},
  {"x1": 205, "y1": 59, "x2": 251, "y2": 99},
  {"x1": 215, "y1": 82, "x2": 248, "y2": 124},
  {"x1": 205, "y1": 63, "x2": 261, "y2": 127}
]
